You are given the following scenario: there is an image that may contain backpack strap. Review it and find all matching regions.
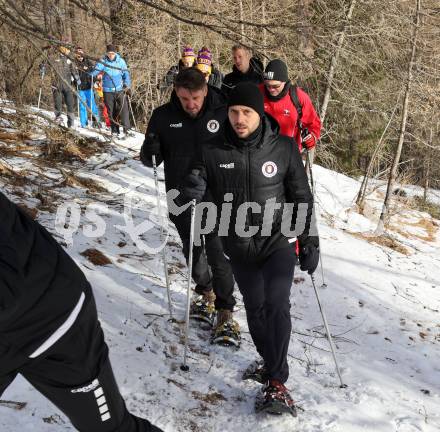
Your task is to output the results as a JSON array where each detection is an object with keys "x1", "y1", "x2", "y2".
[{"x1": 289, "y1": 85, "x2": 303, "y2": 121}]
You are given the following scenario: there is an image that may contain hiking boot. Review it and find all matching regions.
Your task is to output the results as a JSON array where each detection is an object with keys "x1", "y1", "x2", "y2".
[
  {"x1": 211, "y1": 309, "x2": 241, "y2": 348},
  {"x1": 255, "y1": 380, "x2": 297, "y2": 416},
  {"x1": 189, "y1": 290, "x2": 216, "y2": 327},
  {"x1": 242, "y1": 359, "x2": 267, "y2": 383}
]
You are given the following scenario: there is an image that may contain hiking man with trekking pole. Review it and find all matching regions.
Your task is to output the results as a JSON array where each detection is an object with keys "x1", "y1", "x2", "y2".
[
  {"x1": 140, "y1": 68, "x2": 240, "y2": 347},
  {"x1": 179, "y1": 82, "x2": 319, "y2": 415}
]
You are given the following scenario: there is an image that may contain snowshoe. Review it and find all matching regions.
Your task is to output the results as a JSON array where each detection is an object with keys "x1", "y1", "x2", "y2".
[
  {"x1": 189, "y1": 293, "x2": 216, "y2": 327},
  {"x1": 255, "y1": 380, "x2": 297, "y2": 417},
  {"x1": 242, "y1": 359, "x2": 267, "y2": 383},
  {"x1": 211, "y1": 310, "x2": 240, "y2": 348}
]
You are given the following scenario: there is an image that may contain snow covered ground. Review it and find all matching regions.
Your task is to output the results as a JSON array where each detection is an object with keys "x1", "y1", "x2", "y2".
[{"x1": 1, "y1": 111, "x2": 440, "y2": 432}]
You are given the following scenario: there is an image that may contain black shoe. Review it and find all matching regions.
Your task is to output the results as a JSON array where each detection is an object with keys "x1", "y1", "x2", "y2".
[
  {"x1": 242, "y1": 359, "x2": 267, "y2": 383},
  {"x1": 255, "y1": 380, "x2": 297, "y2": 416}
]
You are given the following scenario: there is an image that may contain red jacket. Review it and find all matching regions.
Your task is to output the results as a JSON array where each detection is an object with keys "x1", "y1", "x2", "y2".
[{"x1": 259, "y1": 83, "x2": 321, "y2": 151}]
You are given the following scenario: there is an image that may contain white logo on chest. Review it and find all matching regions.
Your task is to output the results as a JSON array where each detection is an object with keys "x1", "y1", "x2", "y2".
[
  {"x1": 169, "y1": 122, "x2": 182, "y2": 128},
  {"x1": 207, "y1": 119, "x2": 220, "y2": 133},
  {"x1": 262, "y1": 161, "x2": 278, "y2": 178},
  {"x1": 219, "y1": 163, "x2": 235, "y2": 169}
]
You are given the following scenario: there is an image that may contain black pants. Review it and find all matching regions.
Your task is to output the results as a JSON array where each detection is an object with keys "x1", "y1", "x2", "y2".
[
  {"x1": 0, "y1": 296, "x2": 162, "y2": 432},
  {"x1": 52, "y1": 83, "x2": 75, "y2": 126},
  {"x1": 172, "y1": 214, "x2": 236, "y2": 311},
  {"x1": 231, "y1": 247, "x2": 296, "y2": 383},
  {"x1": 103, "y1": 91, "x2": 131, "y2": 133}
]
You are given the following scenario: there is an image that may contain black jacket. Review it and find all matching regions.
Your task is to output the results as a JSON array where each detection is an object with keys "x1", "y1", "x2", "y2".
[
  {"x1": 45, "y1": 51, "x2": 79, "y2": 89},
  {"x1": 0, "y1": 191, "x2": 91, "y2": 361},
  {"x1": 76, "y1": 57, "x2": 95, "y2": 90},
  {"x1": 140, "y1": 86, "x2": 227, "y2": 198},
  {"x1": 221, "y1": 57, "x2": 263, "y2": 96},
  {"x1": 190, "y1": 116, "x2": 314, "y2": 264}
]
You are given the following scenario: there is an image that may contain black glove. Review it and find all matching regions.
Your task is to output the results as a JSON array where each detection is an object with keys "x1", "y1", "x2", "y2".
[
  {"x1": 181, "y1": 169, "x2": 207, "y2": 204},
  {"x1": 298, "y1": 236, "x2": 319, "y2": 274},
  {"x1": 143, "y1": 133, "x2": 161, "y2": 157}
]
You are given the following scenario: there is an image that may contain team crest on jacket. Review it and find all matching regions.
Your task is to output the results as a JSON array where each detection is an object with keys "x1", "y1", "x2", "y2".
[
  {"x1": 207, "y1": 119, "x2": 220, "y2": 133},
  {"x1": 262, "y1": 161, "x2": 278, "y2": 178}
]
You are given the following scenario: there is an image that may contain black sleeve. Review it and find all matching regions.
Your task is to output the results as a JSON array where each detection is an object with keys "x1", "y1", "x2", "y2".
[
  {"x1": 140, "y1": 110, "x2": 163, "y2": 167},
  {"x1": 283, "y1": 139, "x2": 315, "y2": 241}
]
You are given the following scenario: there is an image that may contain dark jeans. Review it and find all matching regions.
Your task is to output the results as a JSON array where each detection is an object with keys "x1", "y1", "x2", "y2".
[
  {"x1": 172, "y1": 214, "x2": 236, "y2": 311},
  {"x1": 52, "y1": 83, "x2": 75, "y2": 126},
  {"x1": 103, "y1": 91, "x2": 130, "y2": 133},
  {"x1": 231, "y1": 247, "x2": 296, "y2": 383},
  {"x1": 0, "y1": 296, "x2": 162, "y2": 432}
]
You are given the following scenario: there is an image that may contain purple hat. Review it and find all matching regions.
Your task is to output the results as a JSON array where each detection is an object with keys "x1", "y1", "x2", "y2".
[{"x1": 181, "y1": 45, "x2": 196, "y2": 60}]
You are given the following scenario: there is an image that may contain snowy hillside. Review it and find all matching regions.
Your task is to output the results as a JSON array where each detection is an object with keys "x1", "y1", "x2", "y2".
[{"x1": 1, "y1": 109, "x2": 440, "y2": 432}]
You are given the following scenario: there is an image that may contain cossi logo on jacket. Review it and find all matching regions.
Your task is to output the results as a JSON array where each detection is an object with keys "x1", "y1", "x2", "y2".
[
  {"x1": 262, "y1": 161, "x2": 278, "y2": 178},
  {"x1": 169, "y1": 122, "x2": 182, "y2": 128}
]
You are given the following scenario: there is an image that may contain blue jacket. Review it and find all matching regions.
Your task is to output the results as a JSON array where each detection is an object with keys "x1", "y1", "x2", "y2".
[{"x1": 93, "y1": 53, "x2": 131, "y2": 92}]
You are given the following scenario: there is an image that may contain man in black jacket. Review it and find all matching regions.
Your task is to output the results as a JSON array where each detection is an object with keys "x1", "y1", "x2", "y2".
[
  {"x1": 140, "y1": 68, "x2": 239, "y2": 345},
  {"x1": 180, "y1": 83, "x2": 319, "y2": 415},
  {"x1": 221, "y1": 45, "x2": 263, "y2": 96},
  {"x1": 0, "y1": 191, "x2": 162, "y2": 432},
  {"x1": 43, "y1": 43, "x2": 79, "y2": 128},
  {"x1": 75, "y1": 47, "x2": 100, "y2": 128}
]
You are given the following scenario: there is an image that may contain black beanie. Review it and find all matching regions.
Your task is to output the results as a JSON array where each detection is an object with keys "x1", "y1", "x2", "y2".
[
  {"x1": 264, "y1": 59, "x2": 289, "y2": 82},
  {"x1": 228, "y1": 82, "x2": 265, "y2": 117},
  {"x1": 106, "y1": 44, "x2": 117, "y2": 53}
]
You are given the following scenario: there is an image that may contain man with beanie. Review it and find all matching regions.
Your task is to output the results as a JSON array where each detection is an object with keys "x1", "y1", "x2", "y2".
[
  {"x1": 180, "y1": 82, "x2": 319, "y2": 415},
  {"x1": 259, "y1": 59, "x2": 321, "y2": 165},
  {"x1": 195, "y1": 46, "x2": 223, "y2": 89},
  {"x1": 140, "y1": 68, "x2": 239, "y2": 346},
  {"x1": 0, "y1": 191, "x2": 163, "y2": 431},
  {"x1": 75, "y1": 47, "x2": 100, "y2": 128},
  {"x1": 221, "y1": 45, "x2": 263, "y2": 96},
  {"x1": 161, "y1": 45, "x2": 197, "y2": 89},
  {"x1": 41, "y1": 40, "x2": 79, "y2": 128},
  {"x1": 92, "y1": 44, "x2": 132, "y2": 139}
]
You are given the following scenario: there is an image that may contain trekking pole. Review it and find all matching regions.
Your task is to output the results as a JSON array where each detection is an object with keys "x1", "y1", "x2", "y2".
[
  {"x1": 127, "y1": 95, "x2": 138, "y2": 131},
  {"x1": 152, "y1": 155, "x2": 174, "y2": 320},
  {"x1": 37, "y1": 66, "x2": 46, "y2": 109},
  {"x1": 310, "y1": 273, "x2": 346, "y2": 388},
  {"x1": 306, "y1": 149, "x2": 327, "y2": 288},
  {"x1": 181, "y1": 199, "x2": 197, "y2": 372},
  {"x1": 76, "y1": 84, "x2": 80, "y2": 122},
  {"x1": 90, "y1": 75, "x2": 94, "y2": 125}
]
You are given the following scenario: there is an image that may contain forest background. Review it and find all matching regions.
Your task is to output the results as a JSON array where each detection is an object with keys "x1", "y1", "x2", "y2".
[{"x1": 0, "y1": 0, "x2": 439, "y2": 219}]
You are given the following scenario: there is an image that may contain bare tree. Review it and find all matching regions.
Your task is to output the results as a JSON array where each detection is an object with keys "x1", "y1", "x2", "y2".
[{"x1": 377, "y1": 0, "x2": 421, "y2": 230}]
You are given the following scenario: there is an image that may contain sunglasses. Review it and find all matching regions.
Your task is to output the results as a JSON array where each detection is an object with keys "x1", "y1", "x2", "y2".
[{"x1": 265, "y1": 83, "x2": 283, "y2": 90}]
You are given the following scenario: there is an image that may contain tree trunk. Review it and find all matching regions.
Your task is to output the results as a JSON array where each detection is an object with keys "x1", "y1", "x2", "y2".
[
  {"x1": 423, "y1": 128, "x2": 433, "y2": 203},
  {"x1": 262, "y1": 0, "x2": 267, "y2": 65},
  {"x1": 298, "y1": 0, "x2": 314, "y2": 58},
  {"x1": 239, "y1": 0, "x2": 245, "y2": 42},
  {"x1": 377, "y1": 0, "x2": 421, "y2": 231},
  {"x1": 108, "y1": 0, "x2": 124, "y2": 46},
  {"x1": 320, "y1": 0, "x2": 357, "y2": 123},
  {"x1": 356, "y1": 92, "x2": 401, "y2": 208},
  {"x1": 63, "y1": 0, "x2": 72, "y2": 41}
]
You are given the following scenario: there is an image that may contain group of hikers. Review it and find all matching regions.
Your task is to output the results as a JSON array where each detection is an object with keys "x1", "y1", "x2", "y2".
[
  {"x1": 0, "y1": 41, "x2": 322, "y2": 431},
  {"x1": 40, "y1": 42, "x2": 132, "y2": 139}
]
